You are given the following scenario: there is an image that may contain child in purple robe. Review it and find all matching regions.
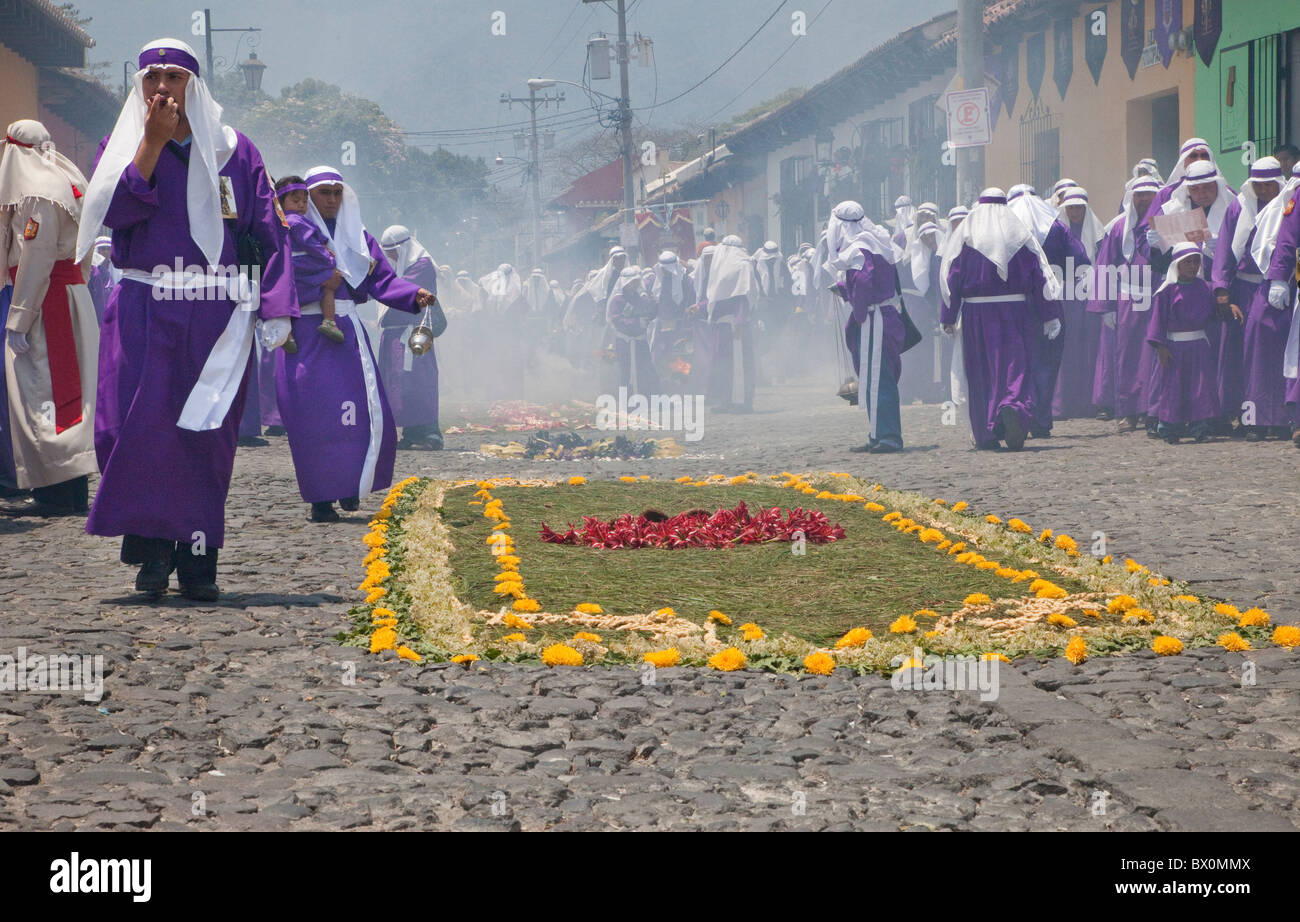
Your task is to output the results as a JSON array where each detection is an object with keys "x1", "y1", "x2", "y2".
[
  {"x1": 1146, "y1": 243, "x2": 1220, "y2": 442},
  {"x1": 275, "y1": 176, "x2": 343, "y2": 345}
]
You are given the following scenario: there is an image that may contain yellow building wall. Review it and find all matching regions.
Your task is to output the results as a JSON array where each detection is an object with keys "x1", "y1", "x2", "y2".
[
  {"x1": 983, "y1": 0, "x2": 1197, "y2": 214},
  {"x1": 0, "y1": 42, "x2": 40, "y2": 131}
]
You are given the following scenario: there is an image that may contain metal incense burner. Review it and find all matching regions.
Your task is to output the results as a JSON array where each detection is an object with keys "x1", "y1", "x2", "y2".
[{"x1": 408, "y1": 304, "x2": 436, "y2": 356}]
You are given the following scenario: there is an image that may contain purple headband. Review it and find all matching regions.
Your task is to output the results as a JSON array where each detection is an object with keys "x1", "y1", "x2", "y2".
[
  {"x1": 1249, "y1": 164, "x2": 1283, "y2": 181},
  {"x1": 277, "y1": 182, "x2": 307, "y2": 196},
  {"x1": 1062, "y1": 191, "x2": 1089, "y2": 203},
  {"x1": 1131, "y1": 180, "x2": 1161, "y2": 193},
  {"x1": 978, "y1": 193, "x2": 1007, "y2": 205},
  {"x1": 138, "y1": 46, "x2": 201, "y2": 76},
  {"x1": 306, "y1": 171, "x2": 344, "y2": 188}
]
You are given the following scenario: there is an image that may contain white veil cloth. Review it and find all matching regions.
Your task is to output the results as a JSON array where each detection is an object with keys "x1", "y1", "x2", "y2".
[
  {"x1": 939, "y1": 187, "x2": 1061, "y2": 305},
  {"x1": 76, "y1": 38, "x2": 236, "y2": 266},
  {"x1": 304, "y1": 166, "x2": 371, "y2": 288},
  {"x1": 380, "y1": 224, "x2": 434, "y2": 278}
]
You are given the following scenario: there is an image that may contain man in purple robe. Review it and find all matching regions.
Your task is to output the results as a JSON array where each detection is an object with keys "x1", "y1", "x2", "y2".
[
  {"x1": 703, "y1": 235, "x2": 756, "y2": 412},
  {"x1": 1144, "y1": 138, "x2": 1215, "y2": 225},
  {"x1": 275, "y1": 167, "x2": 434, "y2": 523},
  {"x1": 1147, "y1": 243, "x2": 1220, "y2": 442},
  {"x1": 827, "y1": 200, "x2": 906, "y2": 452},
  {"x1": 378, "y1": 225, "x2": 444, "y2": 450},
  {"x1": 898, "y1": 204, "x2": 946, "y2": 404},
  {"x1": 1009, "y1": 184, "x2": 1090, "y2": 437},
  {"x1": 77, "y1": 38, "x2": 297, "y2": 600},
  {"x1": 1251, "y1": 162, "x2": 1300, "y2": 441},
  {"x1": 606, "y1": 266, "x2": 659, "y2": 398},
  {"x1": 648, "y1": 250, "x2": 694, "y2": 382},
  {"x1": 1210, "y1": 157, "x2": 1281, "y2": 435},
  {"x1": 940, "y1": 188, "x2": 1062, "y2": 450},
  {"x1": 1091, "y1": 178, "x2": 1159, "y2": 430},
  {"x1": 1053, "y1": 188, "x2": 1106, "y2": 420}
]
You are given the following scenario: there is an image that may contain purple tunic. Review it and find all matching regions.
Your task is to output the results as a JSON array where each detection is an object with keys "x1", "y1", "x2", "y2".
[
  {"x1": 1145, "y1": 279, "x2": 1219, "y2": 424},
  {"x1": 941, "y1": 245, "x2": 1060, "y2": 445},
  {"x1": 606, "y1": 290, "x2": 659, "y2": 396},
  {"x1": 86, "y1": 132, "x2": 296, "y2": 547},
  {"x1": 1032, "y1": 221, "x2": 1090, "y2": 428},
  {"x1": 843, "y1": 249, "x2": 902, "y2": 376},
  {"x1": 275, "y1": 230, "x2": 420, "y2": 503},
  {"x1": 1256, "y1": 185, "x2": 1300, "y2": 423},
  {"x1": 1051, "y1": 219, "x2": 1099, "y2": 419},
  {"x1": 376, "y1": 256, "x2": 441, "y2": 429},
  {"x1": 87, "y1": 262, "x2": 115, "y2": 323},
  {"x1": 1090, "y1": 216, "x2": 1156, "y2": 418},
  {"x1": 1209, "y1": 197, "x2": 1261, "y2": 420}
]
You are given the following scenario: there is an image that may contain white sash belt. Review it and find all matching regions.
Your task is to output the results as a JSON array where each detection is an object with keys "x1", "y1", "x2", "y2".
[
  {"x1": 1167, "y1": 330, "x2": 1208, "y2": 343},
  {"x1": 857, "y1": 304, "x2": 888, "y2": 440},
  {"x1": 122, "y1": 267, "x2": 261, "y2": 432},
  {"x1": 300, "y1": 298, "x2": 383, "y2": 496},
  {"x1": 965, "y1": 294, "x2": 1026, "y2": 304}
]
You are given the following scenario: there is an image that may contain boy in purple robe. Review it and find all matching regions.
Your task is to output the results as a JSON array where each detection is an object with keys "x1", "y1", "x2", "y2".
[
  {"x1": 76, "y1": 38, "x2": 297, "y2": 600},
  {"x1": 1146, "y1": 243, "x2": 1220, "y2": 442},
  {"x1": 276, "y1": 176, "x2": 343, "y2": 346},
  {"x1": 1091, "y1": 179, "x2": 1159, "y2": 431},
  {"x1": 827, "y1": 200, "x2": 906, "y2": 452},
  {"x1": 275, "y1": 167, "x2": 434, "y2": 523},
  {"x1": 940, "y1": 188, "x2": 1062, "y2": 451},
  {"x1": 378, "y1": 224, "x2": 444, "y2": 450},
  {"x1": 1210, "y1": 158, "x2": 1281, "y2": 435}
]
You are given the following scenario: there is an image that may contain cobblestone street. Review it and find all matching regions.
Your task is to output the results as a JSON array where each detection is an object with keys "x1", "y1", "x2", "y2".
[{"x1": 1, "y1": 385, "x2": 1297, "y2": 831}]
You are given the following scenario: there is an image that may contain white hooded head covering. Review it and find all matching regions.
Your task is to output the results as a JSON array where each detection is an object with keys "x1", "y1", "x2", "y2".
[
  {"x1": 1250, "y1": 162, "x2": 1300, "y2": 275},
  {"x1": 904, "y1": 209, "x2": 944, "y2": 295},
  {"x1": 480, "y1": 262, "x2": 522, "y2": 305},
  {"x1": 0, "y1": 119, "x2": 87, "y2": 220},
  {"x1": 653, "y1": 249, "x2": 685, "y2": 303},
  {"x1": 584, "y1": 245, "x2": 628, "y2": 303},
  {"x1": 1162, "y1": 159, "x2": 1232, "y2": 241},
  {"x1": 1154, "y1": 241, "x2": 1205, "y2": 297},
  {"x1": 1057, "y1": 187, "x2": 1104, "y2": 262},
  {"x1": 304, "y1": 165, "x2": 371, "y2": 287},
  {"x1": 939, "y1": 187, "x2": 1060, "y2": 304},
  {"x1": 1008, "y1": 184, "x2": 1060, "y2": 245},
  {"x1": 1113, "y1": 176, "x2": 1162, "y2": 260},
  {"x1": 892, "y1": 195, "x2": 916, "y2": 239},
  {"x1": 752, "y1": 240, "x2": 784, "y2": 296},
  {"x1": 1164, "y1": 138, "x2": 1215, "y2": 193},
  {"x1": 826, "y1": 200, "x2": 899, "y2": 272},
  {"x1": 1050, "y1": 178, "x2": 1078, "y2": 205},
  {"x1": 380, "y1": 224, "x2": 433, "y2": 277},
  {"x1": 77, "y1": 38, "x2": 236, "y2": 265},
  {"x1": 705, "y1": 236, "x2": 754, "y2": 304},
  {"x1": 1229, "y1": 156, "x2": 1284, "y2": 264}
]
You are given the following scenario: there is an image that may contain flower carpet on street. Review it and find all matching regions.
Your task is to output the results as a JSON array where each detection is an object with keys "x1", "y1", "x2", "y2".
[
  {"x1": 342, "y1": 473, "x2": 1299, "y2": 675},
  {"x1": 478, "y1": 431, "x2": 684, "y2": 460},
  {"x1": 442, "y1": 400, "x2": 597, "y2": 435}
]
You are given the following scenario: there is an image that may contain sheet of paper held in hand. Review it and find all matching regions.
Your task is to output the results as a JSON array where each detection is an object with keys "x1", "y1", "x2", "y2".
[{"x1": 1152, "y1": 210, "x2": 1209, "y2": 249}]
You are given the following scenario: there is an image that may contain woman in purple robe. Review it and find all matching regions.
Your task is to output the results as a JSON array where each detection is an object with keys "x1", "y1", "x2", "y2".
[
  {"x1": 76, "y1": 39, "x2": 297, "y2": 600},
  {"x1": 940, "y1": 188, "x2": 1062, "y2": 451},
  {"x1": 378, "y1": 225, "x2": 444, "y2": 450},
  {"x1": 275, "y1": 167, "x2": 433, "y2": 523},
  {"x1": 827, "y1": 200, "x2": 906, "y2": 453},
  {"x1": 1211, "y1": 158, "x2": 1282, "y2": 435},
  {"x1": 1146, "y1": 243, "x2": 1221, "y2": 442}
]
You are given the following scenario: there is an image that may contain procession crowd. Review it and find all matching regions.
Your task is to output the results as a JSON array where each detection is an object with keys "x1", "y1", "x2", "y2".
[{"x1": 3, "y1": 36, "x2": 1300, "y2": 599}]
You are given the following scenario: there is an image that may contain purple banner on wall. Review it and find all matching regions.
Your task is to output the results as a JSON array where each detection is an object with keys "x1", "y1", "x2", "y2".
[
  {"x1": 1194, "y1": 0, "x2": 1222, "y2": 67},
  {"x1": 1054, "y1": 17, "x2": 1074, "y2": 99},
  {"x1": 1000, "y1": 40, "x2": 1020, "y2": 114},
  {"x1": 1154, "y1": 0, "x2": 1182, "y2": 68},
  {"x1": 1026, "y1": 31, "x2": 1046, "y2": 99},
  {"x1": 1121, "y1": 0, "x2": 1145, "y2": 80},
  {"x1": 1085, "y1": 5, "x2": 1108, "y2": 85}
]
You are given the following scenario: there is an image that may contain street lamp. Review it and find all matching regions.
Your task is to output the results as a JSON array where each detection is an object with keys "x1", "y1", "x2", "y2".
[
  {"x1": 237, "y1": 52, "x2": 266, "y2": 92},
  {"x1": 815, "y1": 129, "x2": 835, "y2": 166}
]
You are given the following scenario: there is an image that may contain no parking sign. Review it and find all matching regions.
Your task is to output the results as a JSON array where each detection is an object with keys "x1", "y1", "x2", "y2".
[{"x1": 945, "y1": 88, "x2": 992, "y2": 149}]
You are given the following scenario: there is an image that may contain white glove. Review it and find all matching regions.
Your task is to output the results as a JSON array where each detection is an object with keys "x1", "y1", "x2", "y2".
[
  {"x1": 259, "y1": 316, "x2": 292, "y2": 349},
  {"x1": 941, "y1": 323, "x2": 956, "y2": 337},
  {"x1": 1268, "y1": 280, "x2": 1291, "y2": 311},
  {"x1": 1145, "y1": 229, "x2": 1162, "y2": 249},
  {"x1": 7, "y1": 330, "x2": 30, "y2": 354},
  {"x1": 1043, "y1": 318, "x2": 1062, "y2": 340},
  {"x1": 1102, "y1": 311, "x2": 1117, "y2": 330}
]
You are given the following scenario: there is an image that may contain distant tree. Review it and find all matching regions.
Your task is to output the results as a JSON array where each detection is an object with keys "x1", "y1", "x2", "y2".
[{"x1": 211, "y1": 76, "x2": 489, "y2": 239}]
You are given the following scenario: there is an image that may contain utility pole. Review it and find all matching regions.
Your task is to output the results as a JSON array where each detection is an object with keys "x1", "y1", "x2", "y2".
[
  {"x1": 500, "y1": 83, "x2": 564, "y2": 268},
  {"x1": 955, "y1": 0, "x2": 986, "y2": 206},
  {"x1": 585, "y1": 0, "x2": 637, "y2": 262}
]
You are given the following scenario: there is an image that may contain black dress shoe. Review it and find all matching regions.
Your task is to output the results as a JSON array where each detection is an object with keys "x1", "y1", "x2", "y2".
[
  {"x1": 264, "y1": 425, "x2": 287, "y2": 436},
  {"x1": 237, "y1": 436, "x2": 269, "y2": 447},
  {"x1": 1029, "y1": 427, "x2": 1052, "y2": 439},
  {"x1": 338, "y1": 496, "x2": 360, "y2": 512},
  {"x1": 849, "y1": 443, "x2": 872, "y2": 453},
  {"x1": 869, "y1": 443, "x2": 902, "y2": 454},
  {"x1": 999, "y1": 407, "x2": 1025, "y2": 451},
  {"x1": 0, "y1": 497, "x2": 78, "y2": 517},
  {"x1": 135, "y1": 559, "x2": 173, "y2": 594},
  {"x1": 309, "y1": 501, "x2": 340, "y2": 522},
  {"x1": 1245, "y1": 429, "x2": 1263, "y2": 442},
  {"x1": 1096, "y1": 409, "x2": 1114, "y2": 421},
  {"x1": 179, "y1": 583, "x2": 220, "y2": 602}
]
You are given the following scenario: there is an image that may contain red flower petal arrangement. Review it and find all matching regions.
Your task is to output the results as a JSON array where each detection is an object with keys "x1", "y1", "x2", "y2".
[{"x1": 539, "y1": 502, "x2": 846, "y2": 550}]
